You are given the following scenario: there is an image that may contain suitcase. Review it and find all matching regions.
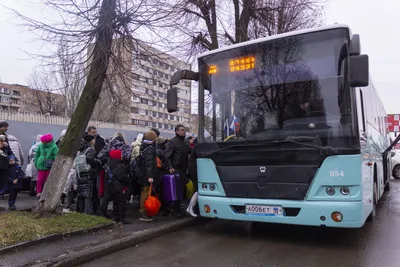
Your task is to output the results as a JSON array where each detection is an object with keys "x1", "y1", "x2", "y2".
[{"x1": 162, "y1": 174, "x2": 183, "y2": 202}]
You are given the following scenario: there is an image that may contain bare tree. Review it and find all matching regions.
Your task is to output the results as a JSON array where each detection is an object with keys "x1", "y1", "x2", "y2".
[
  {"x1": 55, "y1": 39, "x2": 86, "y2": 117},
  {"x1": 27, "y1": 70, "x2": 67, "y2": 116},
  {"x1": 8, "y1": 0, "x2": 176, "y2": 213}
]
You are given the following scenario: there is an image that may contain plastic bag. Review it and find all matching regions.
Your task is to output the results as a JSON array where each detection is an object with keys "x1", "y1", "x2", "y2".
[
  {"x1": 144, "y1": 183, "x2": 161, "y2": 217},
  {"x1": 25, "y1": 163, "x2": 33, "y2": 177},
  {"x1": 186, "y1": 179, "x2": 195, "y2": 200}
]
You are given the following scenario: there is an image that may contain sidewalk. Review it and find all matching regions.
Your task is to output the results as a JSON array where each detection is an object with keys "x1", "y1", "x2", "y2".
[
  {"x1": 0, "y1": 192, "x2": 196, "y2": 267},
  {"x1": 0, "y1": 191, "x2": 36, "y2": 212}
]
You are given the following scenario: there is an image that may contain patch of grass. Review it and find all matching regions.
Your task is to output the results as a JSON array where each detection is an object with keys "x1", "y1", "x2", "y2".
[{"x1": 0, "y1": 212, "x2": 111, "y2": 248}]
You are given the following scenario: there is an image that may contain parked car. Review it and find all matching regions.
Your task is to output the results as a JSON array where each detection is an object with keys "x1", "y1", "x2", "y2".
[{"x1": 391, "y1": 149, "x2": 400, "y2": 179}]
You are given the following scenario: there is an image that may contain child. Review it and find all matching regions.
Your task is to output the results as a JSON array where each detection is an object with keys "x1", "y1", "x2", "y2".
[{"x1": 7, "y1": 155, "x2": 25, "y2": 210}]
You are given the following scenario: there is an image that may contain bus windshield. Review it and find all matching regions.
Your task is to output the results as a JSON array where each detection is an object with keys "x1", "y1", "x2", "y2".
[{"x1": 198, "y1": 28, "x2": 358, "y2": 148}]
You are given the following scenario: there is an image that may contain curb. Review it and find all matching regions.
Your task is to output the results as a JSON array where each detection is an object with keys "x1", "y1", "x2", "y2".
[
  {"x1": 32, "y1": 217, "x2": 202, "y2": 267},
  {"x1": 0, "y1": 222, "x2": 115, "y2": 254}
]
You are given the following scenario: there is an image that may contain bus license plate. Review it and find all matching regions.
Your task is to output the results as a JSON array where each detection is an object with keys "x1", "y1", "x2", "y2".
[{"x1": 245, "y1": 205, "x2": 283, "y2": 216}]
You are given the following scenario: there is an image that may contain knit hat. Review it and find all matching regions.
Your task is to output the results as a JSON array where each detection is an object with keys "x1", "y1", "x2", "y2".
[
  {"x1": 109, "y1": 149, "x2": 122, "y2": 160},
  {"x1": 150, "y1": 128, "x2": 160, "y2": 137},
  {"x1": 40, "y1": 133, "x2": 53, "y2": 143},
  {"x1": 84, "y1": 135, "x2": 95, "y2": 142},
  {"x1": 0, "y1": 121, "x2": 8, "y2": 128},
  {"x1": 144, "y1": 130, "x2": 157, "y2": 141},
  {"x1": 9, "y1": 155, "x2": 15, "y2": 161}
]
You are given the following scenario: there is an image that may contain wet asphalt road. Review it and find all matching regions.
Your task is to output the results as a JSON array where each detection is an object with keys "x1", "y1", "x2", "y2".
[{"x1": 80, "y1": 179, "x2": 400, "y2": 267}]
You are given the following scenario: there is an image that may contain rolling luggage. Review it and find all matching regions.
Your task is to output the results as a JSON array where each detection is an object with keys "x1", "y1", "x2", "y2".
[{"x1": 162, "y1": 174, "x2": 183, "y2": 202}]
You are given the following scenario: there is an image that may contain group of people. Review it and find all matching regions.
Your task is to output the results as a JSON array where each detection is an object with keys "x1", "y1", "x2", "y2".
[
  {"x1": 61, "y1": 124, "x2": 198, "y2": 224},
  {"x1": 0, "y1": 120, "x2": 200, "y2": 224},
  {"x1": 0, "y1": 120, "x2": 27, "y2": 210}
]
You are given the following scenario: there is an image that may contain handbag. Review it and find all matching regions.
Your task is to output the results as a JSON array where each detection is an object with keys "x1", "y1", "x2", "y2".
[
  {"x1": 44, "y1": 148, "x2": 55, "y2": 169},
  {"x1": 144, "y1": 182, "x2": 161, "y2": 217}
]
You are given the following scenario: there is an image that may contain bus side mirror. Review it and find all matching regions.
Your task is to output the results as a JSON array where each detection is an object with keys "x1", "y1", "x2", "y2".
[
  {"x1": 350, "y1": 54, "x2": 369, "y2": 87},
  {"x1": 167, "y1": 87, "x2": 178, "y2": 113},
  {"x1": 391, "y1": 151, "x2": 396, "y2": 157}
]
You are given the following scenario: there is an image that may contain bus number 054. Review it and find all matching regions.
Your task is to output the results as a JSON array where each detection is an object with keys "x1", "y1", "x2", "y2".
[{"x1": 330, "y1": 170, "x2": 344, "y2": 177}]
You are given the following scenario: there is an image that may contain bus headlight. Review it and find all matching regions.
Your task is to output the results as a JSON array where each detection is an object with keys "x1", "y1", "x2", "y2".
[
  {"x1": 326, "y1": 187, "x2": 335, "y2": 196},
  {"x1": 340, "y1": 187, "x2": 350, "y2": 195},
  {"x1": 210, "y1": 184, "x2": 216, "y2": 191},
  {"x1": 202, "y1": 183, "x2": 208, "y2": 190}
]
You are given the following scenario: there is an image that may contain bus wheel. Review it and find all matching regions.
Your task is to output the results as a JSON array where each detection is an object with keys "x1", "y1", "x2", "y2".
[
  {"x1": 392, "y1": 165, "x2": 400, "y2": 179},
  {"x1": 367, "y1": 182, "x2": 377, "y2": 222}
]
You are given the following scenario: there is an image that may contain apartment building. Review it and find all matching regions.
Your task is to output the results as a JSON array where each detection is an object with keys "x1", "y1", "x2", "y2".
[
  {"x1": 91, "y1": 38, "x2": 192, "y2": 132},
  {"x1": 0, "y1": 82, "x2": 66, "y2": 115}
]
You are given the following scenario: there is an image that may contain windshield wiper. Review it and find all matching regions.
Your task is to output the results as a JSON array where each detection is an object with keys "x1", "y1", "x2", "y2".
[
  {"x1": 200, "y1": 136, "x2": 338, "y2": 157},
  {"x1": 279, "y1": 136, "x2": 338, "y2": 155}
]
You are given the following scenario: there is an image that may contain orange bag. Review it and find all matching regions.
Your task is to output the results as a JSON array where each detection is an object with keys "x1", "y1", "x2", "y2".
[{"x1": 144, "y1": 183, "x2": 161, "y2": 217}]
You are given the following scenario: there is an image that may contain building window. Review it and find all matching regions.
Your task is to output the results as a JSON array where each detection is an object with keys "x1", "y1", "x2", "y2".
[
  {"x1": 132, "y1": 119, "x2": 138, "y2": 124},
  {"x1": 141, "y1": 98, "x2": 148, "y2": 104},
  {"x1": 0, "y1": 87, "x2": 10, "y2": 94},
  {"x1": 164, "y1": 113, "x2": 168, "y2": 119},
  {"x1": 153, "y1": 111, "x2": 157, "y2": 117},
  {"x1": 12, "y1": 90, "x2": 20, "y2": 96},
  {"x1": 158, "y1": 102, "x2": 162, "y2": 108},
  {"x1": 131, "y1": 107, "x2": 139, "y2": 113},
  {"x1": 152, "y1": 122, "x2": 157, "y2": 127},
  {"x1": 138, "y1": 120, "x2": 145, "y2": 126},
  {"x1": 164, "y1": 124, "x2": 168, "y2": 129}
]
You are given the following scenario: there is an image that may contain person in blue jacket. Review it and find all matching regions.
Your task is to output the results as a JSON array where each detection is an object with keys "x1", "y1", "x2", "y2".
[{"x1": 7, "y1": 155, "x2": 25, "y2": 210}]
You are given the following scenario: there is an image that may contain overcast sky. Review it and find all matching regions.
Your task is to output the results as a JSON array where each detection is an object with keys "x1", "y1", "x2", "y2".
[{"x1": 0, "y1": 0, "x2": 398, "y2": 113}]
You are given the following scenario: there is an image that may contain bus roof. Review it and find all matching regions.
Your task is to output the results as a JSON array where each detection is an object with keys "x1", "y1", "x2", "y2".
[{"x1": 197, "y1": 24, "x2": 352, "y2": 59}]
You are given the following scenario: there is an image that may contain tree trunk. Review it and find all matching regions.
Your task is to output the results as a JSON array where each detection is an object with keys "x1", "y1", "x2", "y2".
[{"x1": 36, "y1": 0, "x2": 117, "y2": 214}]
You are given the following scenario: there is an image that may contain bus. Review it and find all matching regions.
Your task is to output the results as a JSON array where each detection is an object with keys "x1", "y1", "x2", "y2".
[{"x1": 167, "y1": 24, "x2": 395, "y2": 228}]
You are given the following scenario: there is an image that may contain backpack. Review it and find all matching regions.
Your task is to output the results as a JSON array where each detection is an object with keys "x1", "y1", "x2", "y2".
[
  {"x1": 74, "y1": 148, "x2": 91, "y2": 173},
  {"x1": 136, "y1": 146, "x2": 155, "y2": 177}
]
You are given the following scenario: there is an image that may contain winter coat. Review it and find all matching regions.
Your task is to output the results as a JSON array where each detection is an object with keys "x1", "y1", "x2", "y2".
[
  {"x1": 94, "y1": 134, "x2": 106, "y2": 155},
  {"x1": 7, "y1": 135, "x2": 24, "y2": 166},
  {"x1": 76, "y1": 141, "x2": 100, "y2": 198},
  {"x1": 56, "y1": 129, "x2": 67, "y2": 148},
  {"x1": 137, "y1": 140, "x2": 157, "y2": 186},
  {"x1": 165, "y1": 135, "x2": 191, "y2": 171},
  {"x1": 34, "y1": 141, "x2": 59, "y2": 171},
  {"x1": 188, "y1": 144, "x2": 199, "y2": 191},
  {"x1": 130, "y1": 134, "x2": 143, "y2": 160},
  {"x1": 63, "y1": 168, "x2": 77, "y2": 194},
  {"x1": 7, "y1": 163, "x2": 25, "y2": 190},
  {"x1": 156, "y1": 139, "x2": 169, "y2": 172},
  {"x1": 0, "y1": 133, "x2": 14, "y2": 168},
  {"x1": 98, "y1": 136, "x2": 131, "y2": 166},
  {"x1": 0, "y1": 147, "x2": 11, "y2": 170},
  {"x1": 28, "y1": 136, "x2": 41, "y2": 181}
]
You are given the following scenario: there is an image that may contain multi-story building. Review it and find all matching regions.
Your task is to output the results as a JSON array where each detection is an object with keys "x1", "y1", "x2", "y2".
[
  {"x1": 91, "y1": 38, "x2": 192, "y2": 132},
  {"x1": 0, "y1": 82, "x2": 66, "y2": 115}
]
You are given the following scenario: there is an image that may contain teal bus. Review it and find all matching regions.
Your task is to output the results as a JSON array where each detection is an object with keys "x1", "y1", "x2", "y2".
[{"x1": 167, "y1": 24, "x2": 395, "y2": 228}]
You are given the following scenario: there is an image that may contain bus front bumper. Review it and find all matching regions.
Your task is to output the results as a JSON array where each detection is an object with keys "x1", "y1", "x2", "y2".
[{"x1": 198, "y1": 195, "x2": 367, "y2": 228}]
